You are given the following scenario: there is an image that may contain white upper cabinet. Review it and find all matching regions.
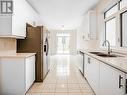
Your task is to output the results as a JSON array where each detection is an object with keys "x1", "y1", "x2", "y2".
[
  {"x1": 81, "y1": 10, "x2": 97, "y2": 40},
  {"x1": 0, "y1": 0, "x2": 40, "y2": 39},
  {"x1": 0, "y1": 0, "x2": 26, "y2": 38},
  {"x1": 12, "y1": 0, "x2": 27, "y2": 38}
]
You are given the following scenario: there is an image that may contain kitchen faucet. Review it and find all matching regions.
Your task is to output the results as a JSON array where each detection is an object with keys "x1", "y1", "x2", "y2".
[{"x1": 102, "y1": 40, "x2": 111, "y2": 55}]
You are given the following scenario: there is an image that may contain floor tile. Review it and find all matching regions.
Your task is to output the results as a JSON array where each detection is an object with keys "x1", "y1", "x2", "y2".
[
  {"x1": 55, "y1": 88, "x2": 68, "y2": 93},
  {"x1": 82, "y1": 93, "x2": 95, "y2": 95},
  {"x1": 26, "y1": 55, "x2": 95, "y2": 95},
  {"x1": 56, "y1": 83, "x2": 67, "y2": 88},
  {"x1": 68, "y1": 93, "x2": 82, "y2": 95},
  {"x1": 54, "y1": 93, "x2": 68, "y2": 95},
  {"x1": 41, "y1": 93, "x2": 55, "y2": 95},
  {"x1": 26, "y1": 93, "x2": 42, "y2": 95}
]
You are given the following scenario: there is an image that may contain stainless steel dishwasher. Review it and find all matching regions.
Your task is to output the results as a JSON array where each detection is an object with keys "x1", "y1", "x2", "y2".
[{"x1": 78, "y1": 51, "x2": 84, "y2": 76}]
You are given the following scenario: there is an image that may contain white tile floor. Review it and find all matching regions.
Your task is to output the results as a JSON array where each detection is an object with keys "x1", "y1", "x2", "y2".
[{"x1": 26, "y1": 55, "x2": 95, "y2": 95}]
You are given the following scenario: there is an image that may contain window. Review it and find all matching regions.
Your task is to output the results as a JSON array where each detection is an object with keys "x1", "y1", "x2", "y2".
[
  {"x1": 104, "y1": 0, "x2": 127, "y2": 47},
  {"x1": 56, "y1": 33, "x2": 70, "y2": 54},
  {"x1": 105, "y1": 18, "x2": 116, "y2": 46},
  {"x1": 104, "y1": 4, "x2": 118, "y2": 47},
  {"x1": 105, "y1": 4, "x2": 118, "y2": 18},
  {"x1": 121, "y1": 11, "x2": 127, "y2": 47},
  {"x1": 120, "y1": 0, "x2": 127, "y2": 9}
]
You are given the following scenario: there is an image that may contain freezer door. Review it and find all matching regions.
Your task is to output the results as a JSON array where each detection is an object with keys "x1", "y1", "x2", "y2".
[{"x1": 43, "y1": 37, "x2": 49, "y2": 79}]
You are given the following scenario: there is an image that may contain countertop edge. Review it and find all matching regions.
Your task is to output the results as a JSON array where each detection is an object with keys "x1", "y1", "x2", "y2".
[
  {"x1": 79, "y1": 49, "x2": 127, "y2": 74},
  {"x1": 0, "y1": 53, "x2": 36, "y2": 58}
]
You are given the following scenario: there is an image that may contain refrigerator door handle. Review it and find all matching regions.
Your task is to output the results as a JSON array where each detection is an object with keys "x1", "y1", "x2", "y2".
[
  {"x1": 47, "y1": 43, "x2": 49, "y2": 55},
  {"x1": 46, "y1": 38, "x2": 49, "y2": 56},
  {"x1": 44, "y1": 45, "x2": 46, "y2": 52}
]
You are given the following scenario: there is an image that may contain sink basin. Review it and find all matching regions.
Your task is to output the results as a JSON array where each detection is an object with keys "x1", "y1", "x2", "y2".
[
  {"x1": 89, "y1": 52, "x2": 102, "y2": 54},
  {"x1": 97, "y1": 54, "x2": 119, "y2": 57},
  {"x1": 89, "y1": 52, "x2": 122, "y2": 57}
]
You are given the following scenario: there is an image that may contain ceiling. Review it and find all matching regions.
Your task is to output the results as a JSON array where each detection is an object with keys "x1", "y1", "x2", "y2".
[{"x1": 27, "y1": 0, "x2": 100, "y2": 30}]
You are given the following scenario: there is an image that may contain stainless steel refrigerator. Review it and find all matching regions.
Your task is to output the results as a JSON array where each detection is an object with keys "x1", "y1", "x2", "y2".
[
  {"x1": 17, "y1": 24, "x2": 50, "y2": 82},
  {"x1": 43, "y1": 29, "x2": 50, "y2": 79}
]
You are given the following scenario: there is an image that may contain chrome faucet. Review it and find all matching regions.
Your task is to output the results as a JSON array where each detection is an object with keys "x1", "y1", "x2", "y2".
[{"x1": 102, "y1": 40, "x2": 111, "y2": 55}]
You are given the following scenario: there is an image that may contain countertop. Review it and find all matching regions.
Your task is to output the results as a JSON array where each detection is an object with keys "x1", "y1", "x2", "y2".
[
  {"x1": 0, "y1": 52, "x2": 36, "y2": 58},
  {"x1": 79, "y1": 49, "x2": 127, "y2": 74}
]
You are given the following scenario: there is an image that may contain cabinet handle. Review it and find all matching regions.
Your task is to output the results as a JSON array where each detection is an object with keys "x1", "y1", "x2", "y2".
[
  {"x1": 119, "y1": 75, "x2": 123, "y2": 88},
  {"x1": 88, "y1": 57, "x2": 91, "y2": 64},
  {"x1": 125, "y1": 79, "x2": 127, "y2": 94}
]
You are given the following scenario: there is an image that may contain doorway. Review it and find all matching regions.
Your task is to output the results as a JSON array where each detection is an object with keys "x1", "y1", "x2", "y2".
[{"x1": 57, "y1": 33, "x2": 70, "y2": 54}]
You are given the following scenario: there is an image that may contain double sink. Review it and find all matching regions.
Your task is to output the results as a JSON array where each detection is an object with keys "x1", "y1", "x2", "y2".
[{"x1": 89, "y1": 52, "x2": 122, "y2": 57}]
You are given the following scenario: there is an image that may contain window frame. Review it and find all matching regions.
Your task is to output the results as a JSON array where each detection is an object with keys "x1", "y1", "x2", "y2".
[
  {"x1": 104, "y1": 3, "x2": 118, "y2": 47},
  {"x1": 120, "y1": 10, "x2": 127, "y2": 47},
  {"x1": 120, "y1": 0, "x2": 127, "y2": 10},
  {"x1": 104, "y1": 0, "x2": 127, "y2": 48},
  {"x1": 104, "y1": 3, "x2": 118, "y2": 19}
]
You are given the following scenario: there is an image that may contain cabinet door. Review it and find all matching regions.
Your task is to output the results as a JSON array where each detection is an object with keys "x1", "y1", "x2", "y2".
[
  {"x1": 0, "y1": 16, "x2": 12, "y2": 36},
  {"x1": 0, "y1": 58, "x2": 25, "y2": 95},
  {"x1": 85, "y1": 55, "x2": 99, "y2": 95},
  {"x1": 82, "y1": 11, "x2": 96, "y2": 40},
  {"x1": 26, "y1": 55, "x2": 35, "y2": 91},
  {"x1": 100, "y1": 63, "x2": 126, "y2": 95},
  {"x1": 12, "y1": 0, "x2": 26, "y2": 37},
  {"x1": 89, "y1": 58, "x2": 99, "y2": 95}
]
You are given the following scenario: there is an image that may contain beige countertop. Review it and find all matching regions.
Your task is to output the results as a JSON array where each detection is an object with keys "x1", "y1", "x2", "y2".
[
  {"x1": 0, "y1": 52, "x2": 36, "y2": 58},
  {"x1": 79, "y1": 49, "x2": 127, "y2": 73}
]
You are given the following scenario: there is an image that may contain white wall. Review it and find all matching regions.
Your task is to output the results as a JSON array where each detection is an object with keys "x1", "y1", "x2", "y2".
[
  {"x1": 70, "y1": 31, "x2": 77, "y2": 55},
  {"x1": 13, "y1": 0, "x2": 42, "y2": 26},
  {"x1": 22, "y1": 0, "x2": 43, "y2": 26},
  {"x1": 49, "y1": 30, "x2": 77, "y2": 55},
  {"x1": 76, "y1": 14, "x2": 98, "y2": 50},
  {"x1": 76, "y1": 0, "x2": 118, "y2": 51}
]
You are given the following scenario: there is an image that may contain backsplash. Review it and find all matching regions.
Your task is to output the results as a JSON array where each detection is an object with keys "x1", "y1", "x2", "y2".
[{"x1": 0, "y1": 38, "x2": 16, "y2": 53}]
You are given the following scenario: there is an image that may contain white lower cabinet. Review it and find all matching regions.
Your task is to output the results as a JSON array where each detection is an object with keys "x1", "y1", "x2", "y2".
[
  {"x1": 85, "y1": 55, "x2": 100, "y2": 95},
  {"x1": 0, "y1": 55, "x2": 35, "y2": 95},
  {"x1": 84, "y1": 54, "x2": 126, "y2": 95},
  {"x1": 100, "y1": 63, "x2": 126, "y2": 95},
  {"x1": 26, "y1": 56, "x2": 35, "y2": 91}
]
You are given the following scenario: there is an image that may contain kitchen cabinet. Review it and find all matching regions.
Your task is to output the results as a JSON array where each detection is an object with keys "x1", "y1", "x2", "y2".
[
  {"x1": 0, "y1": 0, "x2": 40, "y2": 39},
  {"x1": 100, "y1": 63, "x2": 126, "y2": 95},
  {"x1": 0, "y1": 0, "x2": 26, "y2": 38},
  {"x1": 26, "y1": 55, "x2": 35, "y2": 91},
  {"x1": 82, "y1": 10, "x2": 97, "y2": 40},
  {"x1": 0, "y1": 55, "x2": 35, "y2": 95},
  {"x1": 84, "y1": 52, "x2": 127, "y2": 95},
  {"x1": 84, "y1": 55, "x2": 100, "y2": 95}
]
